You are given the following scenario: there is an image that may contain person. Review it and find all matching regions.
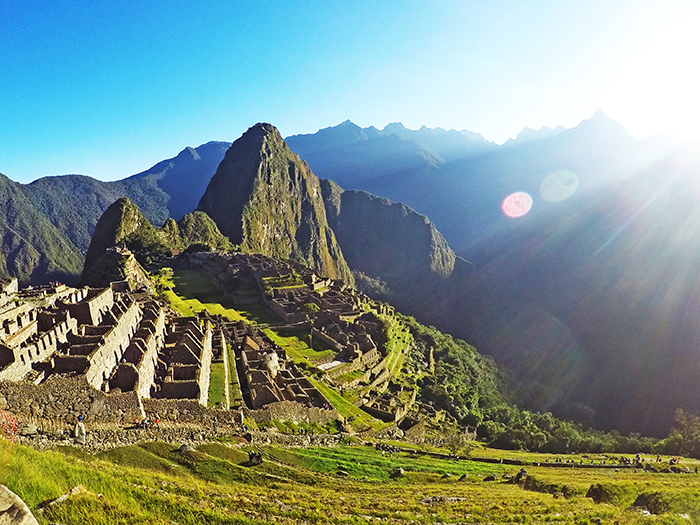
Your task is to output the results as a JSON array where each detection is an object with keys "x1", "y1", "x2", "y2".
[{"x1": 74, "y1": 415, "x2": 86, "y2": 445}]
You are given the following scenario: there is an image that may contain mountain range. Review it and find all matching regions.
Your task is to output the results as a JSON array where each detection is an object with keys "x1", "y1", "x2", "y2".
[{"x1": 1, "y1": 114, "x2": 698, "y2": 437}]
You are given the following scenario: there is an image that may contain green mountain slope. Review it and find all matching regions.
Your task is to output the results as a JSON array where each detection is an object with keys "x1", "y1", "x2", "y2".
[
  {"x1": 81, "y1": 198, "x2": 231, "y2": 287},
  {"x1": 0, "y1": 173, "x2": 83, "y2": 284}
]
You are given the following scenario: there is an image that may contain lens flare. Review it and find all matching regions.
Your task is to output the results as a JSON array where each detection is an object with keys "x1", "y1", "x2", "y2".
[
  {"x1": 540, "y1": 171, "x2": 579, "y2": 202},
  {"x1": 502, "y1": 191, "x2": 533, "y2": 218}
]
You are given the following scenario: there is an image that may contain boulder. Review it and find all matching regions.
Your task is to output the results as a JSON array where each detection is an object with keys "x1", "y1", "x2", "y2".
[{"x1": 0, "y1": 485, "x2": 39, "y2": 525}]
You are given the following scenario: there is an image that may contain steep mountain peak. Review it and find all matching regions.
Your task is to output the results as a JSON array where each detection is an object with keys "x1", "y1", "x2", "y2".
[
  {"x1": 183, "y1": 146, "x2": 201, "y2": 160},
  {"x1": 198, "y1": 123, "x2": 352, "y2": 282}
]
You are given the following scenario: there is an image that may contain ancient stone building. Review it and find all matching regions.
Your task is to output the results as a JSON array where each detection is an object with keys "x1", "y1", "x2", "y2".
[{"x1": 155, "y1": 317, "x2": 213, "y2": 405}]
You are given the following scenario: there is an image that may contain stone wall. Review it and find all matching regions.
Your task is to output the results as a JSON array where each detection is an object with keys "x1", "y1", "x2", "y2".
[
  {"x1": 244, "y1": 400, "x2": 339, "y2": 426},
  {"x1": 65, "y1": 287, "x2": 114, "y2": 326},
  {"x1": 0, "y1": 314, "x2": 78, "y2": 382},
  {"x1": 143, "y1": 398, "x2": 240, "y2": 426},
  {"x1": 197, "y1": 320, "x2": 213, "y2": 405},
  {"x1": 0, "y1": 375, "x2": 143, "y2": 428},
  {"x1": 83, "y1": 298, "x2": 142, "y2": 390},
  {"x1": 311, "y1": 328, "x2": 344, "y2": 353}
]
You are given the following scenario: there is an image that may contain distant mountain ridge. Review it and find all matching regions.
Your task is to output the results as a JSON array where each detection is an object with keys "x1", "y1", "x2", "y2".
[{"x1": 0, "y1": 141, "x2": 230, "y2": 284}]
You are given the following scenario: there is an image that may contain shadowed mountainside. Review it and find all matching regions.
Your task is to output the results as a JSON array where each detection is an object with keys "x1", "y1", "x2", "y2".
[{"x1": 0, "y1": 173, "x2": 83, "y2": 284}]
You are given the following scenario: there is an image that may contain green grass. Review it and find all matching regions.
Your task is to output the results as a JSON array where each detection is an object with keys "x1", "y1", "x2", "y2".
[
  {"x1": 207, "y1": 362, "x2": 227, "y2": 408},
  {"x1": 380, "y1": 315, "x2": 412, "y2": 379},
  {"x1": 335, "y1": 369, "x2": 366, "y2": 383},
  {"x1": 5, "y1": 437, "x2": 700, "y2": 524},
  {"x1": 308, "y1": 377, "x2": 387, "y2": 432},
  {"x1": 262, "y1": 329, "x2": 335, "y2": 364},
  {"x1": 226, "y1": 344, "x2": 243, "y2": 407},
  {"x1": 162, "y1": 268, "x2": 278, "y2": 325}
]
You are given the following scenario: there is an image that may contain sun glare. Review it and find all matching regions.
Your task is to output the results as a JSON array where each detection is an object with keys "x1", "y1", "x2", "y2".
[
  {"x1": 502, "y1": 192, "x2": 533, "y2": 218},
  {"x1": 604, "y1": 2, "x2": 700, "y2": 141},
  {"x1": 540, "y1": 172, "x2": 579, "y2": 202}
]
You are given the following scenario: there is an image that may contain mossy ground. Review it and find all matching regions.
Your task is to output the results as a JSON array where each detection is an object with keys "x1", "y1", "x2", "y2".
[{"x1": 4, "y1": 438, "x2": 700, "y2": 524}]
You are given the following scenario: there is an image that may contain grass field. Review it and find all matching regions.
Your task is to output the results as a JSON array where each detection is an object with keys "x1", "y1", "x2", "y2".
[
  {"x1": 226, "y1": 344, "x2": 244, "y2": 408},
  {"x1": 262, "y1": 329, "x2": 335, "y2": 364},
  {"x1": 4, "y1": 437, "x2": 700, "y2": 524}
]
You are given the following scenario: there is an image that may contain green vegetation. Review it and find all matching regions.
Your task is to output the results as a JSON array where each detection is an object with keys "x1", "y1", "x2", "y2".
[
  {"x1": 161, "y1": 268, "x2": 277, "y2": 325},
  {"x1": 262, "y1": 274, "x2": 303, "y2": 288},
  {"x1": 207, "y1": 362, "x2": 227, "y2": 408},
  {"x1": 226, "y1": 344, "x2": 244, "y2": 408},
  {"x1": 5, "y1": 437, "x2": 700, "y2": 524},
  {"x1": 263, "y1": 329, "x2": 334, "y2": 364},
  {"x1": 198, "y1": 123, "x2": 353, "y2": 283},
  {"x1": 308, "y1": 377, "x2": 386, "y2": 431}
]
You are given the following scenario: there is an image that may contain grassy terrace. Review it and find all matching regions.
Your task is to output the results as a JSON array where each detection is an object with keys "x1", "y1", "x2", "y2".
[
  {"x1": 308, "y1": 377, "x2": 386, "y2": 431},
  {"x1": 158, "y1": 268, "x2": 278, "y2": 325},
  {"x1": 4, "y1": 438, "x2": 700, "y2": 524},
  {"x1": 207, "y1": 362, "x2": 227, "y2": 408},
  {"x1": 226, "y1": 344, "x2": 244, "y2": 409},
  {"x1": 262, "y1": 329, "x2": 335, "y2": 365},
  {"x1": 380, "y1": 314, "x2": 413, "y2": 379}
]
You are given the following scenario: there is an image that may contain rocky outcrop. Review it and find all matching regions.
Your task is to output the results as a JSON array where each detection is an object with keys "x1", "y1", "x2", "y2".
[
  {"x1": 81, "y1": 197, "x2": 157, "y2": 280},
  {"x1": 81, "y1": 198, "x2": 231, "y2": 287},
  {"x1": 198, "y1": 124, "x2": 352, "y2": 282}
]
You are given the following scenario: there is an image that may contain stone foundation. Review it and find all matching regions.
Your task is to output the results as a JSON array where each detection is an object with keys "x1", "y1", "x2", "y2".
[{"x1": 244, "y1": 400, "x2": 339, "y2": 426}]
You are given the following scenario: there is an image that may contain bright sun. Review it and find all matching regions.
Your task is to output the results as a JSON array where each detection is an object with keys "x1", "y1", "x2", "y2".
[{"x1": 603, "y1": 2, "x2": 700, "y2": 141}]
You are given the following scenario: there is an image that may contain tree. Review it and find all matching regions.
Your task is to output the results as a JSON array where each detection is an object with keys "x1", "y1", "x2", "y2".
[{"x1": 672, "y1": 408, "x2": 700, "y2": 458}]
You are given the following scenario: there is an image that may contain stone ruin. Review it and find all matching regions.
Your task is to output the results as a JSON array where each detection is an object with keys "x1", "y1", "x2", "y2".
[
  {"x1": 0, "y1": 277, "x2": 217, "y2": 428},
  {"x1": 181, "y1": 252, "x2": 413, "y2": 423},
  {"x1": 230, "y1": 327, "x2": 329, "y2": 410}
]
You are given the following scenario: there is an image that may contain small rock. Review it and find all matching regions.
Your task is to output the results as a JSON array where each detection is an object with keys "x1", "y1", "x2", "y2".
[
  {"x1": 18, "y1": 424, "x2": 38, "y2": 437},
  {"x1": 390, "y1": 467, "x2": 405, "y2": 479}
]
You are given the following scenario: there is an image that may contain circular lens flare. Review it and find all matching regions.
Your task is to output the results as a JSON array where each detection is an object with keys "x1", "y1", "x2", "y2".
[
  {"x1": 540, "y1": 171, "x2": 579, "y2": 202},
  {"x1": 502, "y1": 192, "x2": 533, "y2": 218}
]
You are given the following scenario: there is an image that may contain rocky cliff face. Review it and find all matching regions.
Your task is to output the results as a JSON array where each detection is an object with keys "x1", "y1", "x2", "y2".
[
  {"x1": 81, "y1": 197, "x2": 156, "y2": 287},
  {"x1": 198, "y1": 123, "x2": 352, "y2": 282},
  {"x1": 321, "y1": 179, "x2": 455, "y2": 284}
]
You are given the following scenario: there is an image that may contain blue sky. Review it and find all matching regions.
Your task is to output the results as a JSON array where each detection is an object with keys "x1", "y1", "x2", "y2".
[{"x1": 2, "y1": 0, "x2": 698, "y2": 183}]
